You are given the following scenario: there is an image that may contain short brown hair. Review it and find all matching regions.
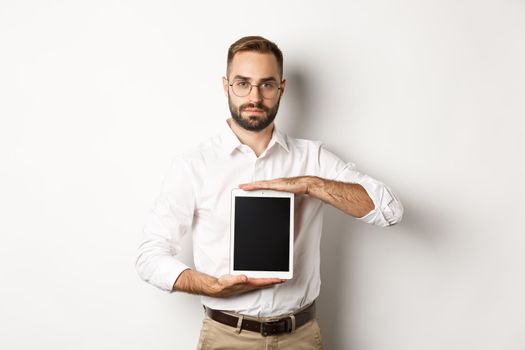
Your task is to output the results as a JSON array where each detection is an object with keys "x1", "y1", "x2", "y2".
[{"x1": 227, "y1": 36, "x2": 283, "y2": 78}]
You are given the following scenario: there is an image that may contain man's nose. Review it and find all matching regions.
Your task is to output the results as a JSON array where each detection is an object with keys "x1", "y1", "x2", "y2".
[{"x1": 248, "y1": 85, "x2": 263, "y2": 103}]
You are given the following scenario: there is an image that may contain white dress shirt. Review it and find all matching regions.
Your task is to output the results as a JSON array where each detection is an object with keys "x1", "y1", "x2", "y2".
[{"x1": 136, "y1": 120, "x2": 403, "y2": 317}]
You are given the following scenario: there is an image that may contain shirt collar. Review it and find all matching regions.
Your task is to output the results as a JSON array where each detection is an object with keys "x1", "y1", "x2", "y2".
[{"x1": 220, "y1": 119, "x2": 289, "y2": 156}]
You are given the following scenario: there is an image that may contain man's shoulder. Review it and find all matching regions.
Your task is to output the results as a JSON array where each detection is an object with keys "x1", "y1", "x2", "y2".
[{"x1": 284, "y1": 134, "x2": 325, "y2": 151}]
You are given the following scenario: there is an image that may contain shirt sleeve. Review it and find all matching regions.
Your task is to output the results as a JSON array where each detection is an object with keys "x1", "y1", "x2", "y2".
[
  {"x1": 317, "y1": 144, "x2": 404, "y2": 227},
  {"x1": 135, "y1": 157, "x2": 196, "y2": 292}
]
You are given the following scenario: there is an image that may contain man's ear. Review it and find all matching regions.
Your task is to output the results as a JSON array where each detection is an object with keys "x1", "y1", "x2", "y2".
[
  {"x1": 222, "y1": 77, "x2": 229, "y2": 97},
  {"x1": 279, "y1": 79, "x2": 286, "y2": 97}
]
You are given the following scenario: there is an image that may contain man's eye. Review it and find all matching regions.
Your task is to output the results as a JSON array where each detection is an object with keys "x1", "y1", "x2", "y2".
[
  {"x1": 261, "y1": 83, "x2": 275, "y2": 89},
  {"x1": 236, "y1": 81, "x2": 248, "y2": 87}
]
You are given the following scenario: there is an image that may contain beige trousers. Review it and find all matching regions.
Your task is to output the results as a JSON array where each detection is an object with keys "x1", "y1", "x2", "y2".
[{"x1": 196, "y1": 314, "x2": 324, "y2": 350}]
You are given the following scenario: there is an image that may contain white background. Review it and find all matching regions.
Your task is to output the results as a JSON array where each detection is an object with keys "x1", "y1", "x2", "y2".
[{"x1": 1, "y1": 0, "x2": 524, "y2": 349}]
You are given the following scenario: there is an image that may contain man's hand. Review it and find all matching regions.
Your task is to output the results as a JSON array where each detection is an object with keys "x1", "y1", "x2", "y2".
[
  {"x1": 240, "y1": 175, "x2": 375, "y2": 218},
  {"x1": 173, "y1": 269, "x2": 285, "y2": 297},
  {"x1": 239, "y1": 176, "x2": 317, "y2": 195},
  {"x1": 212, "y1": 274, "x2": 285, "y2": 298}
]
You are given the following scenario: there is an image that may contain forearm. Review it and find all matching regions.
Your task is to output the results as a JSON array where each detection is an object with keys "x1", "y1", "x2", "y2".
[
  {"x1": 307, "y1": 176, "x2": 375, "y2": 218},
  {"x1": 173, "y1": 269, "x2": 218, "y2": 296}
]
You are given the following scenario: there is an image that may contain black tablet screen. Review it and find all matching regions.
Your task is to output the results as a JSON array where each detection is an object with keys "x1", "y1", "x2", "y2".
[{"x1": 233, "y1": 196, "x2": 290, "y2": 271}]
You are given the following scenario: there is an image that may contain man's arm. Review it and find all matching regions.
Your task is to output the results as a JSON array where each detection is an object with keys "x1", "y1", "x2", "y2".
[
  {"x1": 173, "y1": 269, "x2": 285, "y2": 297},
  {"x1": 240, "y1": 176, "x2": 376, "y2": 219},
  {"x1": 137, "y1": 157, "x2": 285, "y2": 296}
]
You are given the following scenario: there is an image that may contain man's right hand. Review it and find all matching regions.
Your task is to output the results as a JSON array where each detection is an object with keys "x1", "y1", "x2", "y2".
[
  {"x1": 212, "y1": 274, "x2": 285, "y2": 297},
  {"x1": 173, "y1": 269, "x2": 285, "y2": 297}
]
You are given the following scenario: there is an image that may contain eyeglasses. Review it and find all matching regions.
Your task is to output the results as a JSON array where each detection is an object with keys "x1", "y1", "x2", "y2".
[{"x1": 227, "y1": 79, "x2": 281, "y2": 99}]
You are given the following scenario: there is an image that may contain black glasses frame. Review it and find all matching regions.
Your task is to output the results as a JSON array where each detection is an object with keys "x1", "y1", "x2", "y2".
[{"x1": 226, "y1": 79, "x2": 282, "y2": 99}]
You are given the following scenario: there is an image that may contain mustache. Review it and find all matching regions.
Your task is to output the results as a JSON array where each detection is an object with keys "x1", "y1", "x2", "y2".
[{"x1": 240, "y1": 103, "x2": 269, "y2": 112}]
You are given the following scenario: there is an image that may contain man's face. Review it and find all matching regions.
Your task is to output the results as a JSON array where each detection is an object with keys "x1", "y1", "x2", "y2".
[{"x1": 224, "y1": 51, "x2": 286, "y2": 132}]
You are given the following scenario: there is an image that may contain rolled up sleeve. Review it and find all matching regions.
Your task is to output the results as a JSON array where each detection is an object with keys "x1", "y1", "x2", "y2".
[
  {"x1": 135, "y1": 157, "x2": 196, "y2": 292},
  {"x1": 318, "y1": 144, "x2": 403, "y2": 226},
  {"x1": 356, "y1": 179, "x2": 404, "y2": 226}
]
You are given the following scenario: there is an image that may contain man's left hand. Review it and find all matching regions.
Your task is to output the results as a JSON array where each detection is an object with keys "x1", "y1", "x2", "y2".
[
  {"x1": 239, "y1": 176, "x2": 319, "y2": 195},
  {"x1": 240, "y1": 175, "x2": 375, "y2": 218}
]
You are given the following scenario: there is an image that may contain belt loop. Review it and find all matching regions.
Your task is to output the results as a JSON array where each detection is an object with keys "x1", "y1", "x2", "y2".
[
  {"x1": 235, "y1": 315, "x2": 244, "y2": 334},
  {"x1": 289, "y1": 314, "x2": 296, "y2": 333}
]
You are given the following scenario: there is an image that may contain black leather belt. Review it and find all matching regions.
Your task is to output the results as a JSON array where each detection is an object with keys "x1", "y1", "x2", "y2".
[{"x1": 204, "y1": 302, "x2": 316, "y2": 337}]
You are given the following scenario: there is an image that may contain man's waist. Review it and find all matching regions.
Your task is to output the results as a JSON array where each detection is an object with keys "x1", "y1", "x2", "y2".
[
  {"x1": 201, "y1": 296, "x2": 317, "y2": 318},
  {"x1": 204, "y1": 301, "x2": 316, "y2": 337}
]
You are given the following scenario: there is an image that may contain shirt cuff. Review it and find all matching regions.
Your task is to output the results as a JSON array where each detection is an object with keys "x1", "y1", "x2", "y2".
[
  {"x1": 357, "y1": 182, "x2": 404, "y2": 226},
  {"x1": 137, "y1": 256, "x2": 191, "y2": 293}
]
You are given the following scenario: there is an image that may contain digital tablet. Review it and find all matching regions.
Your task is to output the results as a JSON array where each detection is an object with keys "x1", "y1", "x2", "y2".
[{"x1": 230, "y1": 189, "x2": 294, "y2": 279}]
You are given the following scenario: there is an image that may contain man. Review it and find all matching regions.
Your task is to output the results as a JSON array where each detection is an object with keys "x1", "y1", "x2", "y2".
[{"x1": 136, "y1": 36, "x2": 403, "y2": 349}]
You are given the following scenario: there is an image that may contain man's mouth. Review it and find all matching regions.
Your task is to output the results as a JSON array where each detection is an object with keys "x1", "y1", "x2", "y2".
[
  {"x1": 243, "y1": 108, "x2": 264, "y2": 113},
  {"x1": 241, "y1": 103, "x2": 266, "y2": 114}
]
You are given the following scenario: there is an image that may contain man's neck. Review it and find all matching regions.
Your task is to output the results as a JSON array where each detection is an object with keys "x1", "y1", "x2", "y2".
[{"x1": 228, "y1": 118, "x2": 274, "y2": 157}]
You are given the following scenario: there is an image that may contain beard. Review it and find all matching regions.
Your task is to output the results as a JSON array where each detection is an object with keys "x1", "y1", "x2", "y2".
[{"x1": 228, "y1": 95, "x2": 281, "y2": 132}]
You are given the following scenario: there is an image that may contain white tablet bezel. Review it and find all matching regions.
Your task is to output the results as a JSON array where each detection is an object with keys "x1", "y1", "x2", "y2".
[{"x1": 230, "y1": 188, "x2": 294, "y2": 279}]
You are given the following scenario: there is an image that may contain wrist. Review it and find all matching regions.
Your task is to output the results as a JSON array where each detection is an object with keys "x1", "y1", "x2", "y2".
[
  {"x1": 305, "y1": 176, "x2": 323, "y2": 196},
  {"x1": 207, "y1": 276, "x2": 222, "y2": 297},
  {"x1": 173, "y1": 269, "x2": 219, "y2": 297}
]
